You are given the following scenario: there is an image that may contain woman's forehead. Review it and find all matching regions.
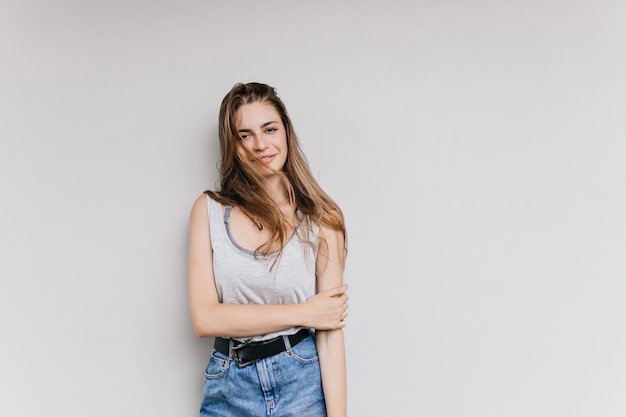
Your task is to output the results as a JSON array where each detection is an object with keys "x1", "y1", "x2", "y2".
[{"x1": 235, "y1": 102, "x2": 281, "y2": 129}]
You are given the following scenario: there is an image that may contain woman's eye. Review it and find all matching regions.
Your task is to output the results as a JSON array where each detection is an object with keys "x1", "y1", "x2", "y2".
[
  {"x1": 266, "y1": 127, "x2": 277, "y2": 133},
  {"x1": 240, "y1": 134, "x2": 250, "y2": 140}
]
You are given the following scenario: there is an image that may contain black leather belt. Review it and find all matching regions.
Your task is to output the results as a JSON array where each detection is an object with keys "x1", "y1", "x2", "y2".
[{"x1": 214, "y1": 328, "x2": 310, "y2": 367}]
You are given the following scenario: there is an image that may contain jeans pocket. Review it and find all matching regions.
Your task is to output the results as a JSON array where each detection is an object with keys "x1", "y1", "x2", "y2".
[
  {"x1": 287, "y1": 335, "x2": 319, "y2": 365},
  {"x1": 204, "y1": 350, "x2": 230, "y2": 379}
]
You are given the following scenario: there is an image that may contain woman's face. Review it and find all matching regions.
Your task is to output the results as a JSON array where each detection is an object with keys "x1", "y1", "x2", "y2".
[{"x1": 234, "y1": 101, "x2": 288, "y2": 176}]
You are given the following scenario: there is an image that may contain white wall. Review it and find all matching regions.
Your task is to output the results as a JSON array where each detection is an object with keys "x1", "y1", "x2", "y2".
[{"x1": 2, "y1": 1, "x2": 625, "y2": 416}]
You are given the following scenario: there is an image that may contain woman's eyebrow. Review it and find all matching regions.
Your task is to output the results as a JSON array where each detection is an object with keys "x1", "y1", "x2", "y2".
[
  {"x1": 262, "y1": 120, "x2": 279, "y2": 126},
  {"x1": 238, "y1": 121, "x2": 279, "y2": 132}
]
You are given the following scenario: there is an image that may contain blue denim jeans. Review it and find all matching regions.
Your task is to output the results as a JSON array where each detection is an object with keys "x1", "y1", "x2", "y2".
[{"x1": 200, "y1": 333, "x2": 326, "y2": 416}]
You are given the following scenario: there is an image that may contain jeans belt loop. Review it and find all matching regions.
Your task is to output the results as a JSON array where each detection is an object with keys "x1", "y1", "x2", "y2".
[{"x1": 282, "y1": 334, "x2": 292, "y2": 351}]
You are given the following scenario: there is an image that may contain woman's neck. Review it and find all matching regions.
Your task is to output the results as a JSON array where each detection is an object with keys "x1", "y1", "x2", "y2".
[{"x1": 263, "y1": 176, "x2": 290, "y2": 206}]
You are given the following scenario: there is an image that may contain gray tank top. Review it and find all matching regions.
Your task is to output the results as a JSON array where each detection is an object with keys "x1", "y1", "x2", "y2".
[{"x1": 206, "y1": 194, "x2": 318, "y2": 342}]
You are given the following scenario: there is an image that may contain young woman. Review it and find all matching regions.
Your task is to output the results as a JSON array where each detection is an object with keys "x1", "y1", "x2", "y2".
[{"x1": 188, "y1": 82, "x2": 348, "y2": 417}]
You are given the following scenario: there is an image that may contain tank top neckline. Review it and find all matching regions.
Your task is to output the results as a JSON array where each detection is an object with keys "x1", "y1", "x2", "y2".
[{"x1": 222, "y1": 203, "x2": 302, "y2": 257}]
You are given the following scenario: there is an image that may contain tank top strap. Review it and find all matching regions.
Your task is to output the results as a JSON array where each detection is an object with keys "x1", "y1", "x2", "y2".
[{"x1": 223, "y1": 204, "x2": 232, "y2": 224}]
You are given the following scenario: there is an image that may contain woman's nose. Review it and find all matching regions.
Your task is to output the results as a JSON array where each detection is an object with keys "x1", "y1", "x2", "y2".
[{"x1": 252, "y1": 135, "x2": 269, "y2": 151}]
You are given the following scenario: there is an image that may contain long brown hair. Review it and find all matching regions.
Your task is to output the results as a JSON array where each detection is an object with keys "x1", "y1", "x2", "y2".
[{"x1": 205, "y1": 82, "x2": 346, "y2": 261}]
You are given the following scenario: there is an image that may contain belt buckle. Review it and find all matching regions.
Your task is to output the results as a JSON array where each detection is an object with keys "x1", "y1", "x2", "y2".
[{"x1": 231, "y1": 340, "x2": 254, "y2": 368}]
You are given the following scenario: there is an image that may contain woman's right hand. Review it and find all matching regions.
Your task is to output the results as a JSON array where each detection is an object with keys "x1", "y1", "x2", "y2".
[{"x1": 303, "y1": 285, "x2": 349, "y2": 330}]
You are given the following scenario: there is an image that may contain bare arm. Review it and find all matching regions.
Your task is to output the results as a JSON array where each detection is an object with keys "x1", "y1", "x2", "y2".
[
  {"x1": 316, "y1": 225, "x2": 348, "y2": 417},
  {"x1": 188, "y1": 194, "x2": 348, "y2": 338}
]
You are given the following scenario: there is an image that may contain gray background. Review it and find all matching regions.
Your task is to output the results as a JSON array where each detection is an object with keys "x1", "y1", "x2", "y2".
[{"x1": 1, "y1": 1, "x2": 625, "y2": 416}]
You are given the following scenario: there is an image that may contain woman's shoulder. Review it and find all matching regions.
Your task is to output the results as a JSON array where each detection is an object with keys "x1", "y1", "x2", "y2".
[
  {"x1": 190, "y1": 192, "x2": 209, "y2": 218},
  {"x1": 190, "y1": 191, "x2": 220, "y2": 219},
  {"x1": 190, "y1": 191, "x2": 226, "y2": 232}
]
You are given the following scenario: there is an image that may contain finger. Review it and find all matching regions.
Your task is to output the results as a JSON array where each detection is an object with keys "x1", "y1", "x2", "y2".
[{"x1": 334, "y1": 293, "x2": 349, "y2": 303}]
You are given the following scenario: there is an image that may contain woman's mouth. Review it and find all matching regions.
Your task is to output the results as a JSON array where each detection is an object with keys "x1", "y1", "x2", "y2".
[{"x1": 258, "y1": 154, "x2": 275, "y2": 163}]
